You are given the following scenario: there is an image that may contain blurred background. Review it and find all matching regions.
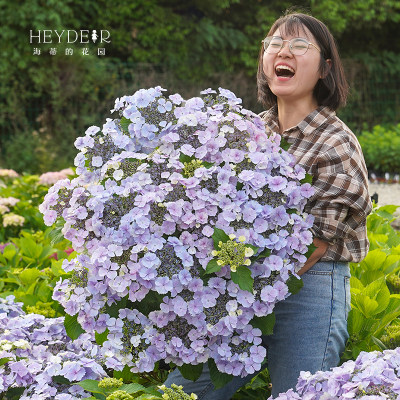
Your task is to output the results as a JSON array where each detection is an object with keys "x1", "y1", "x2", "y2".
[{"x1": 1, "y1": 0, "x2": 399, "y2": 175}]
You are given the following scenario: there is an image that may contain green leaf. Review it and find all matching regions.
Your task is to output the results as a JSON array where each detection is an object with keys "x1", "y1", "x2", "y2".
[
  {"x1": 178, "y1": 363, "x2": 204, "y2": 381},
  {"x1": 179, "y1": 153, "x2": 194, "y2": 163},
  {"x1": 52, "y1": 375, "x2": 71, "y2": 384},
  {"x1": 120, "y1": 383, "x2": 147, "y2": 393},
  {"x1": 19, "y1": 236, "x2": 41, "y2": 259},
  {"x1": 120, "y1": 117, "x2": 132, "y2": 134},
  {"x1": 19, "y1": 267, "x2": 41, "y2": 286},
  {"x1": 76, "y1": 379, "x2": 105, "y2": 398},
  {"x1": 48, "y1": 220, "x2": 65, "y2": 246},
  {"x1": 280, "y1": 138, "x2": 291, "y2": 151},
  {"x1": 64, "y1": 313, "x2": 85, "y2": 340},
  {"x1": 76, "y1": 379, "x2": 106, "y2": 395},
  {"x1": 2, "y1": 244, "x2": 17, "y2": 260},
  {"x1": 300, "y1": 173, "x2": 313, "y2": 184},
  {"x1": 254, "y1": 248, "x2": 270, "y2": 260},
  {"x1": 113, "y1": 365, "x2": 138, "y2": 382},
  {"x1": 3, "y1": 387, "x2": 25, "y2": 400},
  {"x1": 103, "y1": 297, "x2": 127, "y2": 318},
  {"x1": 376, "y1": 205, "x2": 399, "y2": 220},
  {"x1": 250, "y1": 313, "x2": 275, "y2": 335},
  {"x1": 231, "y1": 265, "x2": 253, "y2": 292},
  {"x1": 354, "y1": 294, "x2": 379, "y2": 318},
  {"x1": 212, "y1": 228, "x2": 230, "y2": 248},
  {"x1": 95, "y1": 329, "x2": 109, "y2": 345},
  {"x1": 0, "y1": 357, "x2": 11, "y2": 366},
  {"x1": 286, "y1": 275, "x2": 303, "y2": 295},
  {"x1": 208, "y1": 358, "x2": 233, "y2": 389},
  {"x1": 361, "y1": 249, "x2": 387, "y2": 271},
  {"x1": 205, "y1": 259, "x2": 222, "y2": 274},
  {"x1": 371, "y1": 336, "x2": 387, "y2": 351},
  {"x1": 347, "y1": 308, "x2": 366, "y2": 336}
]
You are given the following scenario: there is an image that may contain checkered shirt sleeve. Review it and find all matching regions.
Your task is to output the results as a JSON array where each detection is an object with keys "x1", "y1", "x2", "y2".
[{"x1": 261, "y1": 106, "x2": 372, "y2": 262}]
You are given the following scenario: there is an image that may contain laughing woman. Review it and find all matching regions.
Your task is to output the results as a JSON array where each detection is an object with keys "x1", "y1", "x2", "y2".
[{"x1": 163, "y1": 11, "x2": 372, "y2": 399}]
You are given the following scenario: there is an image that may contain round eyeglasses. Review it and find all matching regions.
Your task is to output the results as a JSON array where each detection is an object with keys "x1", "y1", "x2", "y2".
[{"x1": 262, "y1": 36, "x2": 320, "y2": 56}]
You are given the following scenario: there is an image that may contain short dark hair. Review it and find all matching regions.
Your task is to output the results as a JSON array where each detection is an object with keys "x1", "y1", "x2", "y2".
[{"x1": 257, "y1": 12, "x2": 348, "y2": 111}]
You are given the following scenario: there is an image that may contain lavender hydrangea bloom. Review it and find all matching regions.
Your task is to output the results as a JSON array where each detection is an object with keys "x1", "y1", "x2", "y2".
[
  {"x1": 0, "y1": 296, "x2": 108, "y2": 399},
  {"x1": 273, "y1": 348, "x2": 400, "y2": 400},
  {"x1": 40, "y1": 87, "x2": 315, "y2": 378}
]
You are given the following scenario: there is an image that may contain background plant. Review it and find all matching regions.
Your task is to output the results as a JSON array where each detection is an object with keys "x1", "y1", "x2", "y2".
[
  {"x1": 1, "y1": 0, "x2": 400, "y2": 173},
  {"x1": 342, "y1": 204, "x2": 400, "y2": 362},
  {"x1": 358, "y1": 124, "x2": 400, "y2": 176}
]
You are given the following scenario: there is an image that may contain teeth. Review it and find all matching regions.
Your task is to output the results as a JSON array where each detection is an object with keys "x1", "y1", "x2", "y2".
[{"x1": 275, "y1": 65, "x2": 295, "y2": 73}]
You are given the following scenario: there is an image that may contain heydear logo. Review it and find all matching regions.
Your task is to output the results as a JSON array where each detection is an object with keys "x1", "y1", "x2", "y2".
[{"x1": 29, "y1": 29, "x2": 111, "y2": 56}]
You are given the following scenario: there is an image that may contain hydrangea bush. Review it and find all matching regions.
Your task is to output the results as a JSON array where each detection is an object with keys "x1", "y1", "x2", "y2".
[
  {"x1": 0, "y1": 296, "x2": 107, "y2": 399},
  {"x1": 274, "y1": 348, "x2": 400, "y2": 399},
  {"x1": 40, "y1": 87, "x2": 314, "y2": 382}
]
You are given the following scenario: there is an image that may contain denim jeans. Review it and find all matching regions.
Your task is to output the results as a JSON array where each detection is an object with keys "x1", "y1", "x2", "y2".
[{"x1": 163, "y1": 261, "x2": 351, "y2": 399}]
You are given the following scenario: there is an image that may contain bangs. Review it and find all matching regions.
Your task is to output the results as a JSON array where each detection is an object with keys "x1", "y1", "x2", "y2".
[{"x1": 270, "y1": 16, "x2": 310, "y2": 39}]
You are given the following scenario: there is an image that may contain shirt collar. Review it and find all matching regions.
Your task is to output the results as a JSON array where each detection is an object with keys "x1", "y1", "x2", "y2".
[{"x1": 262, "y1": 105, "x2": 336, "y2": 137}]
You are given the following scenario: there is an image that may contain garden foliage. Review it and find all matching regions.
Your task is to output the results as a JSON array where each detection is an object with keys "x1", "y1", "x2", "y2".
[
  {"x1": 342, "y1": 204, "x2": 400, "y2": 362},
  {"x1": 358, "y1": 123, "x2": 400, "y2": 175},
  {"x1": 1, "y1": 0, "x2": 400, "y2": 173}
]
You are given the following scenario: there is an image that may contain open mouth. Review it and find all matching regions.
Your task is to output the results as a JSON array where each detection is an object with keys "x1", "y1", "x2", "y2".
[{"x1": 275, "y1": 65, "x2": 295, "y2": 78}]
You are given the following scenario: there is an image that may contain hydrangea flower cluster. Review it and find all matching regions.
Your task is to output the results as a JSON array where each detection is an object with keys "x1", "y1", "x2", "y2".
[
  {"x1": 0, "y1": 168, "x2": 19, "y2": 178},
  {"x1": 38, "y1": 168, "x2": 75, "y2": 186},
  {"x1": 273, "y1": 348, "x2": 400, "y2": 399},
  {"x1": 0, "y1": 296, "x2": 107, "y2": 399},
  {"x1": 40, "y1": 87, "x2": 314, "y2": 378},
  {"x1": 2, "y1": 212, "x2": 25, "y2": 227}
]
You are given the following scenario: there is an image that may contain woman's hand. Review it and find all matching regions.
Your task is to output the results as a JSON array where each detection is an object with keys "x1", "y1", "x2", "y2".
[{"x1": 297, "y1": 237, "x2": 329, "y2": 276}]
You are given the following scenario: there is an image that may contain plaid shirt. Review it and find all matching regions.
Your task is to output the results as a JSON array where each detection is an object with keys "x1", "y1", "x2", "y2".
[{"x1": 260, "y1": 106, "x2": 372, "y2": 262}]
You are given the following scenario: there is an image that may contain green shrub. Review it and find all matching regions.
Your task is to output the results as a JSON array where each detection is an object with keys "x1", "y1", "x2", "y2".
[
  {"x1": 0, "y1": 230, "x2": 73, "y2": 316},
  {"x1": 342, "y1": 204, "x2": 400, "y2": 362},
  {"x1": 358, "y1": 124, "x2": 400, "y2": 175}
]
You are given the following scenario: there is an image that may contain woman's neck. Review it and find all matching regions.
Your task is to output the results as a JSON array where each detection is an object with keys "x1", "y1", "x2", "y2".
[{"x1": 276, "y1": 98, "x2": 319, "y2": 133}]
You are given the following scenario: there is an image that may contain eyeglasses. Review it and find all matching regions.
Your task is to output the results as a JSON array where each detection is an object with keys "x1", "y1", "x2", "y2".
[{"x1": 262, "y1": 36, "x2": 320, "y2": 55}]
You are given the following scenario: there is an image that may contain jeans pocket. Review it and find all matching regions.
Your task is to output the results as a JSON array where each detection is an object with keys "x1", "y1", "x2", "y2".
[{"x1": 344, "y1": 276, "x2": 351, "y2": 320}]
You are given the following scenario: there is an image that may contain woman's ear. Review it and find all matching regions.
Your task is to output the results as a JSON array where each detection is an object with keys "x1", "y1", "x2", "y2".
[{"x1": 320, "y1": 59, "x2": 332, "y2": 78}]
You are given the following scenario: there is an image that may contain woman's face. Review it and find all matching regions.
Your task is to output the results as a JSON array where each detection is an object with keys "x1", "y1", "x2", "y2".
[{"x1": 262, "y1": 23, "x2": 322, "y2": 105}]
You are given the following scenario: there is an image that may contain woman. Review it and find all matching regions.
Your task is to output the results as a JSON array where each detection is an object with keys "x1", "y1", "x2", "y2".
[{"x1": 164, "y1": 12, "x2": 372, "y2": 398}]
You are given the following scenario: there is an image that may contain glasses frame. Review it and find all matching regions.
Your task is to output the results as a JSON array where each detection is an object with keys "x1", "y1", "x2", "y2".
[{"x1": 262, "y1": 36, "x2": 320, "y2": 55}]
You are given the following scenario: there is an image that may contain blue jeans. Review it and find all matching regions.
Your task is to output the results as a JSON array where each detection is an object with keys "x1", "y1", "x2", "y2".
[{"x1": 163, "y1": 261, "x2": 351, "y2": 399}]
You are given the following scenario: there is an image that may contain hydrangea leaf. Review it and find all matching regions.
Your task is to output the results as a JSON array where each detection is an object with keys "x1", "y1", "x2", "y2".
[
  {"x1": 280, "y1": 137, "x2": 291, "y2": 151},
  {"x1": 64, "y1": 313, "x2": 85, "y2": 340},
  {"x1": 250, "y1": 313, "x2": 276, "y2": 335},
  {"x1": 120, "y1": 383, "x2": 147, "y2": 394},
  {"x1": 95, "y1": 329, "x2": 109, "y2": 345},
  {"x1": 179, "y1": 153, "x2": 194, "y2": 163},
  {"x1": 103, "y1": 297, "x2": 128, "y2": 318},
  {"x1": 76, "y1": 379, "x2": 107, "y2": 395},
  {"x1": 113, "y1": 365, "x2": 138, "y2": 383},
  {"x1": 208, "y1": 358, "x2": 233, "y2": 389},
  {"x1": 212, "y1": 228, "x2": 230, "y2": 248},
  {"x1": 300, "y1": 173, "x2": 313, "y2": 184},
  {"x1": 52, "y1": 375, "x2": 71, "y2": 385},
  {"x1": 19, "y1": 268, "x2": 41, "y2": 286},
  {"x1": 254, "y1": 248, "x2": 271, "y2": 260},
  {"x1": 119, "y1": 117, "x2": 131, "y2": 134},
  {"x1": 231, "y1": 265, "x2": 253, "y2": 292},
  {"x1": 205, "y1": 259, "x2": 222, "y2": 274},
  {"x1": 178, "y1": 363, "x2": 204, "y2": 381},
  {"x1": 286, "y1": 275, "x2": 303, "y2": 295},
  {"x1": 2, "y1": 387, "x2": 25, "y2": 400},
  {"x1": 48, "y1": 219, "x2": 66, "y2": 246},
  {"x1": 0, "y1": 357, "x2": 11, "y2": 366}
]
